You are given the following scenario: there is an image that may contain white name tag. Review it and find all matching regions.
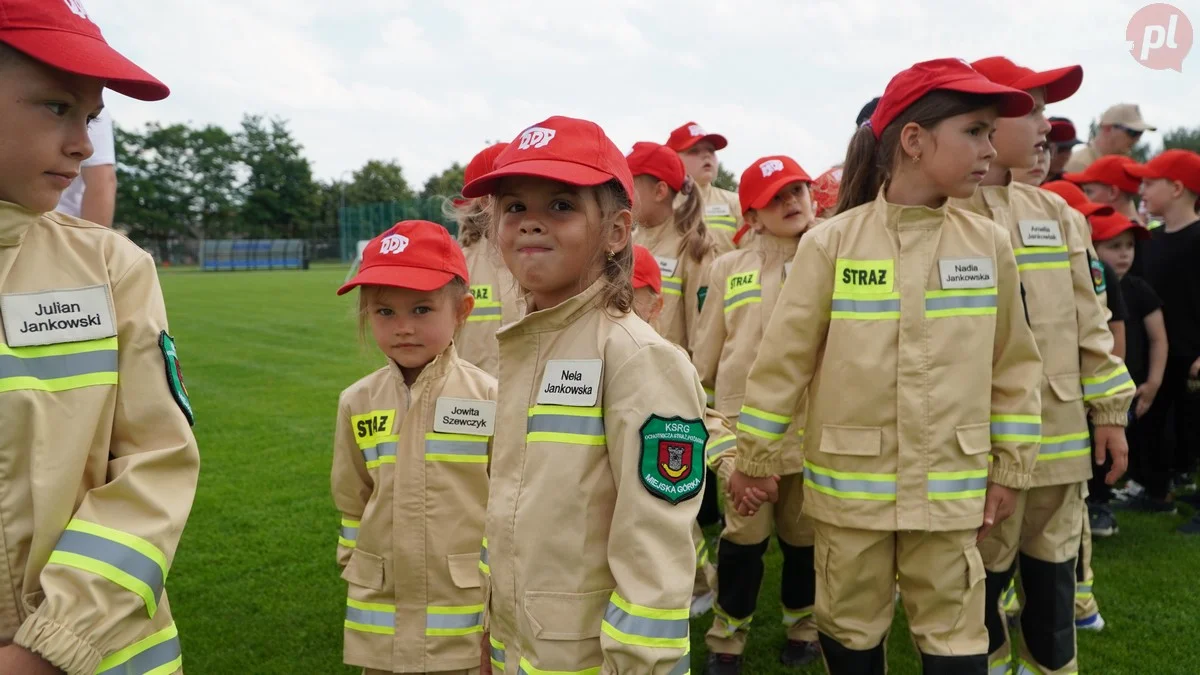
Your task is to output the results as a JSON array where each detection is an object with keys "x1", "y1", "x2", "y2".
[
  {"x1": 434, "y1": 397, "x2": 496, "y2": 436},
  {"x1": 1018, "y1": 220, "x2": 1063, "y2": 247},
  {"x1": 655, "y1": 256, "x2": 679, "y2": 278},
  {"x1": 536, "y1": 359, "x2": 603, "y2": 406},
  {"x1": 1, "y1": 285, "x2": 116, "y2": 347},
  {"x1": 705, "y1": 204, "x2": 731, "y2": 217},
  {"x1": 939, "y1": 258, "x2": 996, "y2": 289}
]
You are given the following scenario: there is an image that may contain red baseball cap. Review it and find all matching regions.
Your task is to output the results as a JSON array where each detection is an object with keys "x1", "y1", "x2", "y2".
[
  {"x1": 1040, "y1": 181, "x2": 1115, "y2": 217},
  {"x1": 810, "y1": 166, "x2": 843, "y2": 214},
  {"x1": 1089, "y1": 211, "x2": 1150, "y2": 242},
  {"x1": 665, "y1": 122, "x2": 729, "y2": 152},
  {"x1": 1062, "y1": 155, "x2": 1141, "y2": 194},
  {"x1": 337, "y1": 220, "x2": 468, "y2": 295},
  {"x1": 631, "y1": 245, "x2": 662, "y2": 294},
  {"x1": 869, "y1": 59, "x2": 1034, "y2": 140},
  {"x1": 738, "y1": 156, "x2": 812, "y2": 215},
  {"x1": 0, "y1": 0, "x2": 169, "y2": 101},
  {"x1": 1048, "y1": 117, "x2": 1080, "y2": 146},
  {"x1": 453, "y1": 142, "x2": 508, "y2": 205},
  {"x1": 626, "y1": 142, "x2": 687, "y2": 192},
  {"x1": 970, "y1": 57, "x2": 1083, "y2": 104},
  {"x1": 461, "y1": 116, "x2": 634, "y2": 202},
  {"x1": 1124, "y1": 149, "x2": 1200, "y2": 195}
]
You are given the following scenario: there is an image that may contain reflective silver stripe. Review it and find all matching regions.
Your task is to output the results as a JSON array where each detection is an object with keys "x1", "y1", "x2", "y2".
[
  {"x1": 724, "y1": 288, "x2": 762, "y2": 308},
  {"x1": 480, "y1": 542, "x2": 488, "y2": 566},
  {"x1": 1042, "y1": 436, "x2": 1090, "y2": 456},
  {"x1": 490, "y1": 643, "x2": 505, "y2": 666},
  {"x1": 54, "y1": 530, "x2": 164, "y2": 602},
  {"x1": 928, "y1": 476, "x2": 988, "y2": 494},
  {"x1": 990, "y1": 660, "x2": 1012, "y2": 675},
  {"x1": 1077, "y1": 583, "x2": 1093, "y2": 594},
  {"x1": 706, "y1": 436, "x2": 735, "y2": 462},
  {"x1": 991, "y1": 421, "x2": 1041, "y2": 438},
  {"x1": 603, "y1": 602, "x2": 689, "y2": 640},
  {"x1": 0, "y1": 350, "x2": 118, "y2": 380},
  {"x1": 346, "y1": 605, "x2": 394, "y2": 629},
  {"x1": 526, "y1": 414, "x2": 605, "y2": 436},
  {"x1": 804, "y1": 466, "x2": 897, "y2": 497},
  {"x1": 1015, "y1": 251, "x2": 1068, "y2": 265},
  {"x1": 340, "y1": 523, "x2": 358, "y2": 542},
  {"x1": 1083, "y1": 370, "x2": 1133, "y2": 398},
  {"x1": 668, "y1": 654, "x2": 691, "y2": 675},
  {"x1": 831, "y1": 298, "x2": 901, "y2": 313},
  {"x1": 427, "y1": 610, "x2": 483, "y2": 631},
  {"x1": 95, "y1": 633, "x2": 182, "y2": 675},
  {"x1": 471, "y1": 305, "x2": 502, "y2": 317},
  {"x1": 361, "y1": 441, "x2": 397, "y2": 464},
  {"x1": 924, "y1": 295, "x2": 997, "y2": 311},
  {"x1": 737, "y1": 412, "x2": 788, "y2": 437},
  {"x1": 662, "y1": 278, "x2": 683, "y2": 292},
  {"x1": 782, "y1": 608, "x2": 812, "y2": 625},
  {"x1": 424, "y1": 438, "x2": 488, "y2": 457}
]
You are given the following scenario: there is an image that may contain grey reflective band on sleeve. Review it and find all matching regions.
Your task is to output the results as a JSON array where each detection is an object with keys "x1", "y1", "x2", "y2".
[
  {"x1": 603, "y1": 601, "x2": 689, "y2": 640},
  {"x1": 526, "y1": 414, "x2": 606, "y2": 436},
  {"x1": 737, "y1": 412, "x2": 788, "y2": 437},
  {"x1": 53, "y1": 530, "x2": 165, "y2": 603}
]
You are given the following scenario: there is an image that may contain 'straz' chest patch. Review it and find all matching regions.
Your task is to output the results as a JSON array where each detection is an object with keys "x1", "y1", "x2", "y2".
[
  {"x1": 351, "y1": 409, "x2": 395, "y2": 444},
  {"x1": 834, "y1": 259, "x2": 895, "y2": 294}
]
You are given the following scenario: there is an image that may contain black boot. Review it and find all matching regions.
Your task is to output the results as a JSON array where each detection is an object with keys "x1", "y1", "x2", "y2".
[
  {"x1": 705, "y1": 651, "x2": 742, "y2": 675},
  {"x1": 715, "y1": 538, "x2": 769, "y2": 620},
  {"x1": 984, "y1": 565, "x2": 1017, "y2": 655},
  {"x1": 1019, "y1": 553, "x2": 1077, "y2": 671},
  {"x1": 818, "y1": 633, "x2": 885, "y2": 675},
  {"x1": 920, "y1": 652, "x2": 987, "y2": 674},
  {"x1": 779, "y1": 639, "x2": 821, "y2": 667}
]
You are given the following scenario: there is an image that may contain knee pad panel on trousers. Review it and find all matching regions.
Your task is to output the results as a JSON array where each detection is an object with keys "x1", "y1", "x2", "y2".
[
  {"x1": 716, "y1": 538, "x2": 769, "y2": 619},
  {"x1": 984, "y1": 566, "x2": 1017, "y2": 655},
  {"x1": 697, "y1": 468, "x2": 722, "y2": 527},
  {"x1": 818, "y1": 632, "x2": 885, "y2": 675},
  {"x1": 778, "y1": 539, "x2": 816, "y2": 612},
  {"x1": 921, "y1": 652, "x2": 987, "y2": 675},
  {"x1": 1019, "y1": 552, "x2": 1076, "y2": 670}
]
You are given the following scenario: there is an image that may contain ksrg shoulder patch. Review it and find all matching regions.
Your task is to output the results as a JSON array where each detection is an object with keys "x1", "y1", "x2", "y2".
[
  {"x1": 1088, "y1": 253, "x2": 1107, "y2": 295},
  {"x1": 159, "y1": 331, "x2": 194, "y2": 427},
  {"x1": 639, "y1": 415, "x2": 706, "y2": 504}
]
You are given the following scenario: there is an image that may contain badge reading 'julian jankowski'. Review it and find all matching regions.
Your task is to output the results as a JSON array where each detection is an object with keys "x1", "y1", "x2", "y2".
[
  {"x1": 639, "y1": 415, "x2": 706, "y2": 504},
  {"x1": 159, "y1": 331, "x2": 195, "y2": 427}
]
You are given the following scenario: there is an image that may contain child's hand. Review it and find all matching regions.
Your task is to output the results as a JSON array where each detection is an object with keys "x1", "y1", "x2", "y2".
[
  {"x1": 727, "y1": 469, "x2": 780, "y2": 512},
  {"x1": 977, "y1": 483, "x2": 1019, "y2": 543},
  {"x1": 1094, "y1": 425, "x2": 1129, "y2": 485},
  {"x1": 0, "y1": 645, "x2": 62, "y2": 675},
  {"x1": 736, "y1": 487, "x2": 771, "y2": 516},
  {"x1": 480, "y1": 632, "x2": 492, "y2": 675},
  {"x1": 1135, "y1": 381, "x2": 1160, "y2": 418}
]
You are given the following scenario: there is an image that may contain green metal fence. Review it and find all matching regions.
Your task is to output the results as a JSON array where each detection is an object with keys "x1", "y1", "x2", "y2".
[{"x1": 338, "y1": 198, "x2": 457, "y2": 261}]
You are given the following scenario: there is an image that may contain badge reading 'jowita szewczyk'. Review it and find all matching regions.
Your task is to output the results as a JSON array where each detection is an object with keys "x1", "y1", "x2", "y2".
[{"x1": 638, "y1": 415, "x2": 707, "y2": 505}]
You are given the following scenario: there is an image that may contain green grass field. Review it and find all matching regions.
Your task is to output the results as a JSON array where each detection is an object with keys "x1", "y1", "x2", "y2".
[{"x1": 159, "y1": 265, "x2": 1200, "y2": 674}]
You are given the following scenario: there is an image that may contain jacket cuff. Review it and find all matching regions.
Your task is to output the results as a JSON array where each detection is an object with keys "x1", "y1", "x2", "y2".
[
  {"x1": 1090, "y1": 410, "x2": 1129, "y2": 427},
  {"x1": 988, "y1": 462, "x2": 1032, "y2": 490},
  {"x1": 716, "y1": 456, "x2": 735, "y2": 485},
  {"x1": 14, "y1": 613, "x2": 103, "y2": 675},
  {"x1": 734, "y1": 455, "x2": 780, "y2": 478}
]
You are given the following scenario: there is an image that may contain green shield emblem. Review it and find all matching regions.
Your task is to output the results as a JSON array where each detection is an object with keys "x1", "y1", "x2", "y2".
[
  {"x1": 159, "y1": 331, "x2": 195, "y2": 427},
  {"x1": 639, "y1": 414, "x2": 706, "y2": 505}
]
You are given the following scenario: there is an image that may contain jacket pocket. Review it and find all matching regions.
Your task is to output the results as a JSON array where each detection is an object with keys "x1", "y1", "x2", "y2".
[
  {"x1": 1047, "y1": 373, "x2": 1083, "y2": 403},
  {"x1": 341, "y1": 548, "x2": 385, "y2": 591},
  {"x1": 818, "y1": 425, "x2": 882, "y2": 457},
  {"x1": 524, "y1": 589, "x2": 612, "y2": 641},
  {"x1": 447, "y1": 552, "x2": 482, "y2": 589},
  {"x1": 955, "y1": 423, "x2": 991, "y2": 456}
]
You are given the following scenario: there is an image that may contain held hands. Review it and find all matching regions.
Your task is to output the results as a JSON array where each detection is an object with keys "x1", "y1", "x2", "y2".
[
  {"x1": 1134, "y1": 381, "x2": 1160, "y2": 418},
  {"x1": 0, "y1": 645, "x2": 62, "y2": 675},
  {"x1": 977, "y1": 483, "x2": 1019, "y2": 543},
  {"x1": 727, "y1": 469, "x2": 780, "y2": 516},
  {"x1": 1094, "y1": 425, "x2": 1129, "y2": 485}
]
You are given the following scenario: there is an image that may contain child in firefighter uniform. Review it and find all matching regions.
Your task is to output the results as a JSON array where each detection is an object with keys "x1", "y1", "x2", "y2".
[
  {"x1": 666, "y1": 122, "x2": 741, "y2": 254},
  {"x1": 953, "y1": 57, "x2": 1133, "y2": 675},
  {"x1": 691, "y1": 155, "x2": 821, "y2": 673},
  {"x1": 0, "y1": 3, "x2": 199, "y2": 674},
  {"x1": 464, "y1": 116, "x2": 703, "y2": 675},
  {"x1": 726, "y1": 59, "x2": 1044, "y2": 675},
  {"x1": 452, "y1": 142, "x2": 523, "y2": 377},
  {"x1": 333, "y1": 221, "x2": 496, "y2": 674}
]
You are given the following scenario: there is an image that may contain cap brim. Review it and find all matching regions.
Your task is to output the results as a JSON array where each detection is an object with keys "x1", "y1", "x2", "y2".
[
  {"x1": 1122, "y1": 121, "x2": 1157, "y2": 132},
  {"x1": 462, "y1": 158, "x2": 614, "y2": 198},
  {"x1": 1061, "y1": 171, "x2": 1092, "y2": 184},
  {"x1": 747, "y1": 175, "x2": 812, "y2": 212},
  {"x1": 677, "y1": 134, "x2": 729, "y2": 152},
  {"x1": 1052, "y1": 137, "x2": 1082, "y2": 148},
  {"x1": 1076, "y1": 202, "x2": 1114, "y2": 217},
  {"x1": 337, "y1": 266, "x2": 454, "y2": 295},
  {"x1": 939, "y1": 78, "x2": 1034, "y2": 118},
  {"x1": 1014, "y1": 65, "x2": 1083, "y2": 104},
  {"x1": 1123, "y1": 164, "x2": 1157, "y2": 180},
  {"x1": 0, "y1": 29, "x2": 169, "y2": 101}
]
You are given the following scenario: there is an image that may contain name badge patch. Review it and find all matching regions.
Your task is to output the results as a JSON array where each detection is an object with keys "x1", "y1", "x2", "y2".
[
  {"x1": 1, "y1": 285, "x2": 116, "y2": 347},
  {"x1": 938, "y1": 257, "x2": 996, "y2": 289},
  {"x1": 537, "y1": 359, "x2": 603, "y2": 406},
  {"x1": 434, "y1": 397, "x2": 496, "y2": 436},
  {"x1": 1018, "y1": 220, "x2": 1063, "y2": 247},
  {"x1": 705, "y1": 204, "x2": 731, "y2": 217},
  {"x1": 655, "y1": 256, "x2": 679, "y2": 278}
]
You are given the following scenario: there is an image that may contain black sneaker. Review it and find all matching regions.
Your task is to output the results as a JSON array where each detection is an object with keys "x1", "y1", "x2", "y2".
[
  {"x1": 1112, "y1": 495, "x2": 1178, "y2": 515},
  {"x1": 707, "y1": 652, "x2": 742, "y2": 675},
  {"x1": 1178, "y1": 514, "x2": 1200, "y2": 535},
  {"x1": 1090, "y1": 506, "x2": 1119, "y2": 537},
  {"x1": 780, "y1": 640, "x2": 821, "y2": 667}
]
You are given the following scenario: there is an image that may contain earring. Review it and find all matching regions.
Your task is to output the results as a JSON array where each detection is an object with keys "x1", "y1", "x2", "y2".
[
  {"x1": 911, "y1": 153, "x2": 921, "y2": 163},
  {"x1": 606, "y1": 250, "x2": 615, "y2": 261}
]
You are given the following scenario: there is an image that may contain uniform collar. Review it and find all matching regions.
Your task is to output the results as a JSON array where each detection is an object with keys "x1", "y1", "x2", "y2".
[
  {"x1": 386, "y1": 342, "x2": 458, "y2": 389},
  {"x1": 500, "y1": 277, "x2": 607, "y2": 337},
  {"x1": 747, "y1": 230, "x2": 800, "y2": 256},
  {"x1": 634, "y1": 214, "x2": 678, "y2": 250},
  {"x1": 874, "y1": 186, "x2": 947, "y2": 230},
  {"x1": 0, "y1": 201, "x2": 42, "y2": 248},
  {"x1": 960, "y1": 181, "x2": 1014, "y2": 215}
]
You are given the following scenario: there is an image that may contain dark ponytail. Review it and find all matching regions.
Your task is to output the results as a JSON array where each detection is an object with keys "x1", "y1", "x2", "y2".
[{"x1": 835, "y1": 90, "x2": 1008, "y2": 215}]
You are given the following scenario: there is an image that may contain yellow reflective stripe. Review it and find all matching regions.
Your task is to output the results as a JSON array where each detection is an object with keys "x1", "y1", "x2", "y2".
[
  {"x1": 1014, "y1": 246, "x2": 1070, "y2": 272},
  {"x1": 924, "y1": 288, "x2": 998, "y2": 318},
  {"x1": 0, "y1": 336, "x2": 119, "y2": 393},
  {"x1": 425, "y1": 432, "x2": 489, "y2": 463},
  {"x1": 704, "y1": 387, "x2": 715, "y2": 407},
  {"x1": 517, "y1": 658, "x2": 601, "y2": 675},
  {"x1": 339, "y1": 517, "x2": 359, "y2": 549},
  {"x1": 662, "y1": 275, "x2": 683, "y2": 297},
  {"x1": 345, "y1": 598, "x2": 395, "y2": 635},
  {"x1": 724, "y1": 294, "x2": 762, "y2": 313},
  {"x1": 1039, "y1": 432, "x2": 1092, "y2": 461},
  {"x1": 608, "y1": 592, "x2": 689, "y2": 620},
  {"x1": 706, "y1": 216, "x2": 738, "y2": 233},
  {"x1": 737, "y1": 406, "x2": 790, "y2": 441},
  {"x1": 490, "y1": 635, "x2": 506, "y2": 671},
  {"x1": 94, "y1": 622, "x2": 181, "y2": 675},
  {"x1": 527, "y1": 405, "x2": 606, "y2": 445},
  {"x1": 601, "y1": 620, "x2": 688, "y2": 649},
  {"x1": 0, "y1": 370, "x2": 118, "y2": 393},
  {"x1": 1082, "y1": 364, "x2": 1135, "y2": 400},
  {"x1": 712, "y1": 603, "x2": 754, "y2": 636},
  {"x1": 991, "y1": 414, "x2": 1042, "y2": 442},
  {"x1": 427, "y1": 604, "x2": 485, "y2": 636},
  {"x1": 48, "y1": 551, "x2": 161, "y2": 618},
  {"x1": 51, "y1": 519, "x2": 169, "y2": 617},
  {"x1": 804, "y1": 461, "x2": 897, "y2": 501},
  {"x1": 830, "y1": 292, "x2": 901, "y2": 320},
  {"x1": 0, "y1": 335, "x2": 117, "y2": 357}
]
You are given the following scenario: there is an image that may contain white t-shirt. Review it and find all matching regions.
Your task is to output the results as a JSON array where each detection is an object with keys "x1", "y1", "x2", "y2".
[{"x1": 55, "y1": 109, "x2": 115, "y2": 218}]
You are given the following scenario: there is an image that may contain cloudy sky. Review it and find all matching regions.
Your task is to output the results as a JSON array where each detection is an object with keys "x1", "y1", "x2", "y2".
[{"x1": 90, "y1": 0, "x2": 1195, "y2": 186}]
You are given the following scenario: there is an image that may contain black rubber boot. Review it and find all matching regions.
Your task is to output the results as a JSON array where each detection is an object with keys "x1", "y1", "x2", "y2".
[
  {"x1": 984, "y1": 564, "x2": 1018, "y2": 655},
  {"x1": 920, "y1": 652, "x2": 987, "y2": 674},
  {"x1": 778, "y1": 539, "x2": 816, "y2": 613},
  {"x1": 818, "y1": 633, "x2": 885, "y2": 675},
  {"x1": 779, "y1": 639, "x2": 821, "y2": 667},
  {"x1": 1019, "y1": 553, "x2": 1076, "y2": 671},
  {"x1": 715, "y1": 538, "x2": 769, "y2": 620}
]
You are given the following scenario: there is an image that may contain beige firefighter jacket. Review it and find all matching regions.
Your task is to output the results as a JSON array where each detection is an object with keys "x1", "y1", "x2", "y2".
[
  {"x1": 734, "y1": 190, "x2": 1044, "y2": 532},
  {"x1": 678, "y1": 184, "x2": 741, "y2": 255},
  {"x1": 332, "y1": 344, "x2": 496, "y2": 673},
  {"x1": 456, "y1": 241, "x2": 523, "y2": 377},
  {"x1": 633, "y1": 216, "x2": 715, "y2": 353},
  {"x1": 692, "y1": 231, "x2": 808, "y2": 475},
  {"x1": 0, "y1": 204, "x2": 199, "y2": 675},
  {"x1": 952, "y1": 181, "x2": 1134, "y2": 487},
  {"x1": 481, "y1": 280, "x2": 704, "y2": 675}
]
